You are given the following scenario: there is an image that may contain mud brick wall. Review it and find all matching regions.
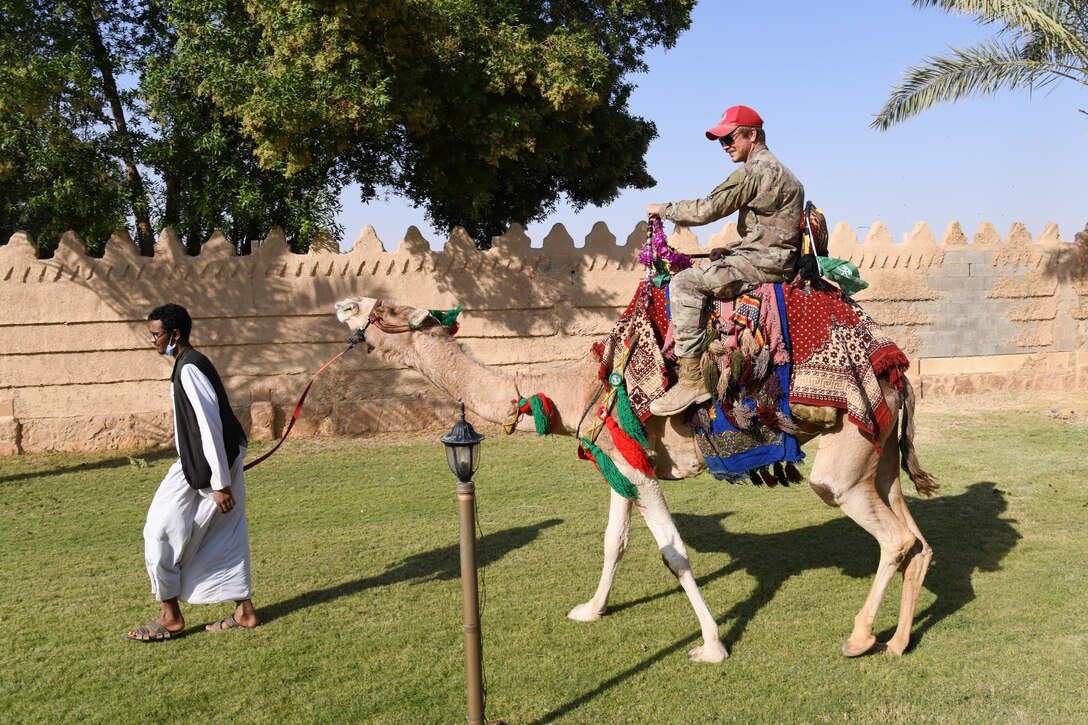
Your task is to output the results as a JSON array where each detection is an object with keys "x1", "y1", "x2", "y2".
[{"x1": 2, "y1": 218, "x2": 1086, "y2": 455}]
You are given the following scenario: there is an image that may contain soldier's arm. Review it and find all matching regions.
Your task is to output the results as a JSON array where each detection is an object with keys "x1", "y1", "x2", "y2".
[{"x1": 663, "y1": 166, "x2": 760, "y2": 227}]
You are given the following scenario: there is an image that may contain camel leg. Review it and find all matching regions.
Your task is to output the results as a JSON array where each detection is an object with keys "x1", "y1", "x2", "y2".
[
  {"x1": 632, "y1": 473, "x2": 728, "y2": 663},
  {"x1": 568, "y1": 489, "x2": 633, "y2": 622},
  {"x1": 879, "y1": 445, "x2": 933, "y2": 656},
  {"x1": 810, "y1": 425, "x2": 917, "y2": 658}
]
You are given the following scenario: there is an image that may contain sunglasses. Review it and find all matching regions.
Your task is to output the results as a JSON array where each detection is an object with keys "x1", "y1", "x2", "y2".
[{"x1": 719, "y1": 128, "x2": 749, "y2": 147}]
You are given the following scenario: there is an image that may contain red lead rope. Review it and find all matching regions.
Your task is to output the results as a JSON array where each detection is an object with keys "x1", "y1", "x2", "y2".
[{"x1": 243, "y1": 337, "x2": 361, "y2": 471}]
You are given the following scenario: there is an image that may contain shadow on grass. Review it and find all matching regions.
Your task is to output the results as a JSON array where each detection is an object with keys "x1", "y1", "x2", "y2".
[
  {"x1": 533, "y1": 482, "x2": 1017, "y2": 724},
  {"x1": 0, "y1": 448, "x2": 175, "y2": 484},
  {"x1": 260, "y1": 519, "x2": 563, "y2": 624}
]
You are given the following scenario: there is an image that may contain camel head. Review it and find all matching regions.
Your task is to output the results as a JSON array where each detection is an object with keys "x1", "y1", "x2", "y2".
[{"x1": 335, "y1": 296, "x2": 455, "y2": 358}]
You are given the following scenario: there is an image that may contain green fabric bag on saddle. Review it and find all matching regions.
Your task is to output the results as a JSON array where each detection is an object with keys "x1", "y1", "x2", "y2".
[{"x1": 817, "y1": 257, "x2": 868, "y2": 296}]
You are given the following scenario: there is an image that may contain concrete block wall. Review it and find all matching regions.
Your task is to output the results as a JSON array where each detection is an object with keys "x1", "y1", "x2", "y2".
[{"x1": 2, "y1": 217, "x2": 1086, "y2": 454}]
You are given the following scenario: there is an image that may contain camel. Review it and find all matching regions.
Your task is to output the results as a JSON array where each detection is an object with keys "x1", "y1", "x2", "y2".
[{"x1": 335, "y1": 295, "x2": 938, "y2": 663}]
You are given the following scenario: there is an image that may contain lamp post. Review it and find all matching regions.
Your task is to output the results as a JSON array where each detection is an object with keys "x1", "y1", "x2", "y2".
[{"x1": 440, "y1": 403, "x2": 487, "y2": 725}]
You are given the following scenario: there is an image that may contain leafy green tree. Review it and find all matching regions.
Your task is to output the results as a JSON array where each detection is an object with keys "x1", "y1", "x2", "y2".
[
  {"x1": 873, "y1": 0, "x2": 1088, "y2": 129},
  {"x1": 170, "y1": 0, "x2": 696, "y2": 247},
  {"x1": 1, "y1": 0, "x2": 343, "y2": 254},
  {"x1": 0, "y1": 0, "x2": 132, "y2": 254}
]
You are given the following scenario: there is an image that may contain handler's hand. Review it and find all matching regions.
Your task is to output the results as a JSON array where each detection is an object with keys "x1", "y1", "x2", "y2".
[
  {"x1": 214, "y1": 487, "x2": 236, "y2": 514},
  {"x1": 709, "y1": 247, "x2": 731, "y2": 261},
  {"x1": 646, "y1": 203, "x2": 666, "y2": 218}
]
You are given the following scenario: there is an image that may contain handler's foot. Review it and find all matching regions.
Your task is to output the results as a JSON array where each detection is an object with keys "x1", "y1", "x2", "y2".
[
  {"x1": 205, "y1": 614, "x2": 258, "y2": 632},
  {"x1": 206, "y1": 600, "x2": 259, "y2": 632},
  {"x1": 126, "y1": 617, "x2": 183, "y2": 642}
]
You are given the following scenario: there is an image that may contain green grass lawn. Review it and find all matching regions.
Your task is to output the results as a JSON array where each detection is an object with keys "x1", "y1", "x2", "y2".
[{"x1": 1, "y1": 394, "x2": 1086, "y2": 724}]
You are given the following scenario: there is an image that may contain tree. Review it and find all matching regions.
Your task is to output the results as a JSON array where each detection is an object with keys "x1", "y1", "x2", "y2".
[
  {"x1": 0, "y1": 0, "x2": 131, "y2": 254},
  {"x1": 0, "y1": 0, "x2": 344, "y2": 254},
  {"x1": 169, "y1": 0, "x2": 697, "y2": 247},
  {"x1": 873, "y1": 0, "x2": 1088, "y2": 130}
]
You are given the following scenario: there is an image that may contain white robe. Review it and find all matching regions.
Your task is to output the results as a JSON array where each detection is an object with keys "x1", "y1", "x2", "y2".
[{"x1": 143, "y1": 363, "x2": 252, "y2": 604}]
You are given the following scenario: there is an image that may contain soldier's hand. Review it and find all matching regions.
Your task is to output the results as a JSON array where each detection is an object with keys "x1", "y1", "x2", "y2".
[
  {"x1": 646, "y1": 204, "x2": 666, "y2": 218},
  {"x1": 708, "y1": 247, "x2": 730, "y2": 261}
]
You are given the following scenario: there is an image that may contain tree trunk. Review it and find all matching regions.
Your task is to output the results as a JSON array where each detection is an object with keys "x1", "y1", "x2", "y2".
[{"x1": 78, "y1": 2, "x2": 156, "y2": 255}]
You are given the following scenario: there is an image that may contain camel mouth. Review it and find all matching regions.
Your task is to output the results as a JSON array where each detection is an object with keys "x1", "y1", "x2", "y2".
[{"x1": 335, "y1": 297, "x2": 379, "y2": 329}]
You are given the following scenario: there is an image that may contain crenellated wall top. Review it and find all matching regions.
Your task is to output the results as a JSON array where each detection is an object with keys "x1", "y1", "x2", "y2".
[{"x1": 2, "y1": 220, "x2": 1085, "y2": 280}]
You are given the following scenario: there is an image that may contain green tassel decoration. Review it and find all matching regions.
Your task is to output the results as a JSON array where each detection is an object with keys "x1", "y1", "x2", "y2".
[
  {"x1": 528, "y1": 395, "x2": 550, "y2": 435},
  {"x1": 428, "y1": 305, "x2": 463, "y2": 329},
  {"x1": 730, "y1": 348, "x2": 745, "y2": 385},
  {"x1": 580, "y1": 437, "x2": 640, "y2": 500},
  {"x1": 702, "y1": 358, "x2": 719, "y2": 402},
  {"x1": 614, "y1": 384, "x2": 650, "y2": 449}
]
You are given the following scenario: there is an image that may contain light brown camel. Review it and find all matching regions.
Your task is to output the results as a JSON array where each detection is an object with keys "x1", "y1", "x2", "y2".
[{"x1": 335, "y1": 296, "x2": 938, "y2": 662}]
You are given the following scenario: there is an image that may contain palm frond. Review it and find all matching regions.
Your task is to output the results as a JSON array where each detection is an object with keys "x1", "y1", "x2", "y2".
[
  {"x1": 913, "y1": 0, "x2": 1088, "y2": 59},
  {"x1": 872, "y1": 40, "x2": 1054, "y2": 129}
]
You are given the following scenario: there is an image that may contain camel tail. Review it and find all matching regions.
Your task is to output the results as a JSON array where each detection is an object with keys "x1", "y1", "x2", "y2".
[{"x1": 898, "y1": 377, "x2": 939, "y2": 497}]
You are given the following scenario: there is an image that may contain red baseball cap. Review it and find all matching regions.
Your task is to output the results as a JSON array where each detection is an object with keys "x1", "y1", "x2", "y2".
[{"x1": 705, "y1": 105, "x2": 764, "y2": 140}]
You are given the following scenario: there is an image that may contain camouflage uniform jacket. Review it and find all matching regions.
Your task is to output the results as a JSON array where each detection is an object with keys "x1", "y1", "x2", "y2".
[{"x1": 663, "y1": 146, "x2": 805, "y2": 279}]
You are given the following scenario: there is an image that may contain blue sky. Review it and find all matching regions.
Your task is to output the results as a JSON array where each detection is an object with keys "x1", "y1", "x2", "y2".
[{"x1": 338, "y1": 1, "x2": 1088, "y2": 250}]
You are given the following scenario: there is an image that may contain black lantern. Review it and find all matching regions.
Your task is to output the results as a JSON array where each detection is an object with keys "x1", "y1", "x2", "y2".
[{"x1": 440, "y1": 403, "x2": 484, "y2": 483}]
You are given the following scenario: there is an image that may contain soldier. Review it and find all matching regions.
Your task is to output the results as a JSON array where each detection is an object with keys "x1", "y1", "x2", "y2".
[{"x1": 646, "y1": 105, "x2": 805, "y2": 417}]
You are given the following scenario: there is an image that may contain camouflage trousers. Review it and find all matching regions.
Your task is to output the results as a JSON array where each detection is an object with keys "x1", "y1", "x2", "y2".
[{"x1": 668, "y1": 256, "x2": 786, "y2": 357}]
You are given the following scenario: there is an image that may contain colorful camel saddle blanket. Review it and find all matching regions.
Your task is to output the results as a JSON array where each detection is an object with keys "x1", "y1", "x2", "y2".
[
  {"x1": 692, "y1": 284, "x2": 804, "y2": 482},
  {"x1": 782, "y1": 279, "x2": 909, "y2": 451},
  {"x1": 591, "y1": 281, "x2": 670, "y2": 422},
  {"x1": 592, "y1": 279, "x2": 909, "y2": 480}
]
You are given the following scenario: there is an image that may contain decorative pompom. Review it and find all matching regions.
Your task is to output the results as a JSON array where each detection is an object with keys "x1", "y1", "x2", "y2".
[
  {"x1": 687, "y1": 406, "x2": 712, "y2": 430},
  {"x1": 428, "y1": 305, "x2": 463, "y2": 329},
  {"x1": 775, "y1": 412, "x2": 801, "y2": 435},
  {"x1": 798, "y1": 253, "x2": 821, "y2": 283},
  {"x1": 756, "y1": 405, "x2": 779, "y2": 428},
  {"x1": 580, "y1": 436, "x2": 640, "y2": 500},
  {"x1": 702, "y1": 355, "x2": 720, "y2": 402},
  {"x1": 762, "y1": 372, "x2": 783, "y2": 402},
  {"x1": 730, "y1": 349, "x2": 745, "y2": 385},
  {"x1": 604, "y1": 415, "x2": 654, "y2": 476},
  {"x1": 753, "y1": 347, "x2": 771, "y2": 382},
  {"x1": 749, "y1": 470, "x2": 764, "y2": 486},
  {"x1": 731, "y1": 401, "x2": 755, "y2": 430},
  {"x1": 615, "y1": 384, "x2": 650, "y2": 448},
  {"x1": 717, "y1": 360, "x2": 733, "y2": 399},
  {"x1": 758, "y1": 467, "x2": 778, "y2": 487},
  {"x1": 785, "y1": 462, "x2": 806, "y2": 483},
  {"x1": 773, "y1": 462, "x2": 790, "y2": 487}
]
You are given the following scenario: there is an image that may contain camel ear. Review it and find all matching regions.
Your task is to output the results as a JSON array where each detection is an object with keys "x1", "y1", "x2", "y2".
[{"x1": 408, "y1": 309, "x2": 437, "y2": 328}]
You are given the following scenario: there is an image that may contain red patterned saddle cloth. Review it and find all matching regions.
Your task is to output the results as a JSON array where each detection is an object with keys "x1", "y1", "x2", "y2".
[{"x1": 596, "y1": 279, "x2": 910, "y2": 450}]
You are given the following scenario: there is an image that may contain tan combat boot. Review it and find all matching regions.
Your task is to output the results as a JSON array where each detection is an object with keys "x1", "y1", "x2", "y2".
[{"x1": 649, "y1": 356, "x2": 712, "y2": 417}]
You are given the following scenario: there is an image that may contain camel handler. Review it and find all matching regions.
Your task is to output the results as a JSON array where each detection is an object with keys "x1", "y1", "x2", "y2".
[
  {"x1": 126, "y1": 303, "x2": 259, "y2": 641},
  {"x1": 646, "y1": 104, "x2": 805, "y2": 417}
]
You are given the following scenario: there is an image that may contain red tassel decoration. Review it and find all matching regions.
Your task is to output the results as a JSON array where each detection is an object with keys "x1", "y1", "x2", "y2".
[{"x1": 603, "y1": 414, "x2": 654, "y2": 476}]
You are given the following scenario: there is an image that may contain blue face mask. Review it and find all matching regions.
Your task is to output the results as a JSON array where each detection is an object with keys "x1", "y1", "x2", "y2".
[{"x1": 165, "y1": 337, "x2": 177, "y2": 356}]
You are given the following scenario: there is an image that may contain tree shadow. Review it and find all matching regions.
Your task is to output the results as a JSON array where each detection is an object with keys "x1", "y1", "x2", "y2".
[
  {"x1": 0, "y1": 448, "x2": 175, "y2": 485},
  {"x1": 259, "y1": 518, "x2": 562, "y2": 624},
  {"x1": 532, "y1": 482, "x2": 1018, "y2": 723}
]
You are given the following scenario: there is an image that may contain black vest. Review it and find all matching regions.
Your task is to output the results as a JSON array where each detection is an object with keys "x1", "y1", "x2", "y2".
[{"x1": 171, "y1": 346, "x2": 248, "y2": 490}]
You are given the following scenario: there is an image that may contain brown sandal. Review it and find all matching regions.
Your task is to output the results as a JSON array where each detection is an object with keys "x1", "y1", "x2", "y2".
[
  {"x1": 126, "y1": 620, "x2": 180, "y2": 642},
  {"x1": 205, "y1": 614, "x2": 257, "y2": 632}
]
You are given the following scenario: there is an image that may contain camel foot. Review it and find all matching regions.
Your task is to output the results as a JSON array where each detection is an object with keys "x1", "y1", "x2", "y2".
[
  {"x1": 688, "y1": 640, "x2": 729, "y2": 663},
  {"x1": 841, "y1": 634, "x2": 878, "y2": 658},
  {"x1": 567, "y1": 602, "x2": 606, "y2": 622},
  {"x1": 882, "y1": 637, "x2": 908, "y2": 656}
]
